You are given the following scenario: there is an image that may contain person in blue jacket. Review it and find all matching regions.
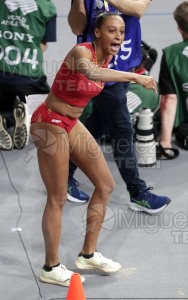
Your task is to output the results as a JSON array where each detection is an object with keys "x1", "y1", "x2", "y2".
[{"x1": 67, "y1": 0, "x2": 171, "y2": 215}]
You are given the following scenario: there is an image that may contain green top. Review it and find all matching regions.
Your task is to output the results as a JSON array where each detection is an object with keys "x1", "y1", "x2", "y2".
[
  {"x1": 163, "y1": 40, "x2": 188, "y2": 127},
  {"x1": 127, "y1": 82, "x2": 159, "y2": 113},
  {"x1": 0, "y1": 0, "x2": 56, "y2": 78}
]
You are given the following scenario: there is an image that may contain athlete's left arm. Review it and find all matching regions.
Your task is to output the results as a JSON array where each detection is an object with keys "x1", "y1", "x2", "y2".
[{"x1": 106, "y1": 0, "x2": 151, "y2": 18}]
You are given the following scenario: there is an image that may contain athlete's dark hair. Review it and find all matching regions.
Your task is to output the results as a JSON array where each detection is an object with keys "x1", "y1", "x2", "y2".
[{"x1": 95, "y1": 12, "x2": 123, "y2": 29}]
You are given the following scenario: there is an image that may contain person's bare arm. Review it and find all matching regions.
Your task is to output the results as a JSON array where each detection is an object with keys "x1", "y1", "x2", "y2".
[
  {"x1": 68, "y1": 0, "x2": 87, "y2": 35},
  {"x1": 106, "y1": 0, "x2": 151, "y2": 18},
  {"x1": 66, "y1": 46, "x2": 157, "y2": 92},
  {"x1": 160, "y1": 94, "x2": 177, "y2": 147},
  {"x1": 40, "y1": 43, "x2": 48, "y2": 52}
]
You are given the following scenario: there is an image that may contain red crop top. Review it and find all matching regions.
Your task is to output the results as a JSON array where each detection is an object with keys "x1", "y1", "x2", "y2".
[{"x1": 51, "y1": 42, "x2": 110, "y2": 107}]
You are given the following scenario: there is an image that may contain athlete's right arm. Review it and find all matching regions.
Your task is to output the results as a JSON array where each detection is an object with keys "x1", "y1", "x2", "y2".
[
  {"x1": 66, "y1": 45, "x2": 157, "y2": 92},
  {"x1": 68, "y1": 0, "x2": 87, "y2": 35}
]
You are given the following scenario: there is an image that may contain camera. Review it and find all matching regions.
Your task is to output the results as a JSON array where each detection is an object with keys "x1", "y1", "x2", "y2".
[
  {"x1": 140, "y1": 40, "x2": 158, "y2": 73},
  {"x1": 134, "y1": 108, "x2": 157, "y2": 167}
]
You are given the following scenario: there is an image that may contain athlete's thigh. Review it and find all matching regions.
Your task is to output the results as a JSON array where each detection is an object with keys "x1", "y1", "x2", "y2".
[
  {"x1": 68, "y1": 120, "x2": 113, "y2": 187},
  {"x1": 31, "y1": 122, "x2": 69, "y2": 194}
]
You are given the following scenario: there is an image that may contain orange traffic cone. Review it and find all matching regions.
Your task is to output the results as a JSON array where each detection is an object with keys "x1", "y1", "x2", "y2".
[{"x1": 66, "y1": 273, "x2": 86, "y2": 300}]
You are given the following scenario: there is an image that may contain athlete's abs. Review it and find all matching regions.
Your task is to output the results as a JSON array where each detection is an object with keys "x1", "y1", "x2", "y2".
[{"x1": 45, "y1": 91, "x2": 84, "y2": 119}]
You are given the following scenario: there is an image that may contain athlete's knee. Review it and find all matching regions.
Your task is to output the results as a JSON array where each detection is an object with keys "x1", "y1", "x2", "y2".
[
  {"x1": 47, "y1": 191, "x2": 67, "y2": 208},
  {"x1": 96, "y1": 176, "x2": 115, "y2": 197}
]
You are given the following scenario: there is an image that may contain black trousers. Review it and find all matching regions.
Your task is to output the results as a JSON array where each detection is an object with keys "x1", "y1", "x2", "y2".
[
  {"x1": 69, "y1": 82, "x2": 146, "y2": 196},
  {"x1": 0, "y1": 78, "x2": 50, "y2": 127}
]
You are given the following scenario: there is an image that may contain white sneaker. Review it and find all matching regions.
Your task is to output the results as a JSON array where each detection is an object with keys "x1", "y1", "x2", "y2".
[
  {"x1": 39, "y1": 264, "x2": 85, "y2": 287},
  {"x1": 13, "y1": 102, "x2": 30, "y2": 149},
  {"x1": 0, "y1": 114, "x2": 12, "y2": 150},
  {"x1": 75, "y1": 252, "x2": 121, "y2": 274}
]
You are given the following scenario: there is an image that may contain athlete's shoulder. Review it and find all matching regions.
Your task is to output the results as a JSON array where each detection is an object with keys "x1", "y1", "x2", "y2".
[
  {"x1": 70, "y1": 42, "x2": 94, "y2": 56},
  {"x1": 73, "y1": 42, "x2": 93, "y2": 51}
]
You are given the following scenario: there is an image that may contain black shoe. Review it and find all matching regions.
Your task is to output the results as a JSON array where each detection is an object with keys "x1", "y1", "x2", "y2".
[{"x1": 156, "y1": 142, "x2": 179, "y2": 160}]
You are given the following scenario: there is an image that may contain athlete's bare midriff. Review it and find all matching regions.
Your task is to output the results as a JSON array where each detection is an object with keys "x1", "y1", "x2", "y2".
[{"x1": 45, "y1": 91, "x2": 84, "y2": 119}]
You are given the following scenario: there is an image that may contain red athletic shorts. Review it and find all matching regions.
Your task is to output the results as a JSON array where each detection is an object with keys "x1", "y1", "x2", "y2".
[{"x1": 31, "y1": 102, "x2": 77, "y2": 133}]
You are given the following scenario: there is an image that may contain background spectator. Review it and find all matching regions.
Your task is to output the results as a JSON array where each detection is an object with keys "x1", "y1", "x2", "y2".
[
  {"x1": 67, "y1": 0, "x2": 171, "y2": 215},
  {"x1": 158, "y1": 1, "x2": 188, "y2": 159},
  {"x1": 0, "y1": 0, "x2": 57, "y2": 150}
]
